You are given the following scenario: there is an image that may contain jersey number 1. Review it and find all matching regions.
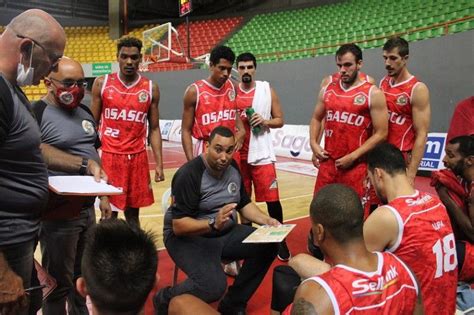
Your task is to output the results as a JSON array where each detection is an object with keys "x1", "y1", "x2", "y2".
[{"x1": 432, "y1": 233, "x2": 457, "y2": 278}]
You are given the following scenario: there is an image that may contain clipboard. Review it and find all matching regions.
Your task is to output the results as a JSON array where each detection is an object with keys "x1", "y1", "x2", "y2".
[
  {"x1": 48, "y1": 176, "x2": 123, "y2": 196},
  {"x1": 242, "y1": 224, "x2": 296, "y2": 243}
]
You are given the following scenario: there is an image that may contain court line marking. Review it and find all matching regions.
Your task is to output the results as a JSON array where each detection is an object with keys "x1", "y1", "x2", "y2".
[{"x1": 139, "y1": 193, "x2": 313, "y2": 218}]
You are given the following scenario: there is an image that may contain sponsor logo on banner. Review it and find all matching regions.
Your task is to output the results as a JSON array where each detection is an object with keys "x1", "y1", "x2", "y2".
[
  {"x1": 271, "y1": 125, "x2": 314, "y2": 160},
  {"x1": 168, "y1": 120, "x2": 182, "y2": 143},
  {"x1": 419, "y1": 133, "x2": 446, "y2": 171}
]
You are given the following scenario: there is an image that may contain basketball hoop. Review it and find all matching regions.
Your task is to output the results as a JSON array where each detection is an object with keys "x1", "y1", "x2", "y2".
[{"x1": 139, "y1": 61, "x2": 150, "y2": 72}]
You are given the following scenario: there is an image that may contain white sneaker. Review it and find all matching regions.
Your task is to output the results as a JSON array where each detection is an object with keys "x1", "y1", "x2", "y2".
[{"x1": 223, "y1": 261, "x2": 240, "y2": 277}]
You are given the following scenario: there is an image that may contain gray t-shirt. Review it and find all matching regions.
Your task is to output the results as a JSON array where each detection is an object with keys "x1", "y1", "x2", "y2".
[
  {"x1": 34, "y1": 100, "x2": 100, "y2": 208},
  {"x1": 0, "y1": 76, "x2": 48, "y2": 246},
  {"x1": 163, "y1": 155, "x2": 251, "y2": 241}
]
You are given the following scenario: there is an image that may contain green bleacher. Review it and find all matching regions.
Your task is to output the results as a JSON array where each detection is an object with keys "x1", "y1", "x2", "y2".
[{"x1": 227, "y1": 0, "x2": 474, "y2": 62}]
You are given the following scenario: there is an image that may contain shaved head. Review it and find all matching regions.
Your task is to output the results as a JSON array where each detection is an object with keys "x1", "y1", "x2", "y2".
[
  {"x1": 49, "y1": 57, "x2": 84, "y2": 80},
  {"x1": 0, "y1": 9, "x2": 66, "y2": 84}
]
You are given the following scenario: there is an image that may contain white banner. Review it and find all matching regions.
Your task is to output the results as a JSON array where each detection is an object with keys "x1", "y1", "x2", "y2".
[
  {"x1": 270, "y1": 125, "x2": 313, "y2": 161},
  {"x1": 159, "y1": 120, "x2": 174, "y2": 141}
]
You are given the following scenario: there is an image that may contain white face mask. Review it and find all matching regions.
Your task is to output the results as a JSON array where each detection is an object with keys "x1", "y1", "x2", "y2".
[{"x1": 16, "y1": 42, "x2": 35, "y2": 87}]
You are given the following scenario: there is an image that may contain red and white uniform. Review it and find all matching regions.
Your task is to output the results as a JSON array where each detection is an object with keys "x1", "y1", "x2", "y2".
[
  {"x1": 315, "y1": 76, "x2": 374, "y2": 210},
  {"x1": 191, "y1": 79, "x2": 237, "y2": 155},
  {"x1": 100, "y1": 73, "x2": 152, "y2": 154},
  {"x1": 99, "y1": 73, "x2": 154, "y2": 210},
  {"x1": 386, "y1": 190, "x2": 457, "y2": 314},
  {"x1": 236, "y1": 84, "x2": 279, "y2": 202},
  {"x1": 285, "y1": 252, "x2": 418, "y2": 314},
  {"x1": 379, "y1": 75, "x2": 420, "y2": 152},
  {"x1": 459, "y1": 181, "x2": 474, "y2": 282}
]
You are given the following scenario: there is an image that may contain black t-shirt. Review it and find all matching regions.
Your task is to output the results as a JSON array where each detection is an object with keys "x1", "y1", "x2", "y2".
[
  {"x1": 163, "y1": 155, "x2": 250, "y2": 240},
  {"x1": 0, "y1": 76, "x2": 48, "y2": 246}
]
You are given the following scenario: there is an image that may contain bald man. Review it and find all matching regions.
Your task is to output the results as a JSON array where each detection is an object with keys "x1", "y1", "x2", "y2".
[
  {"x1": 0, "y1": 9, "x2": 103, "y2": 314},
  {"x1": 33, "y1": 58, "x2": 111, "y2": 315}
]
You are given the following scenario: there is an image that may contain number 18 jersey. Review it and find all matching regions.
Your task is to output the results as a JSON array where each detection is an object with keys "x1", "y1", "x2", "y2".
[{"x1": 386, "y1": 190, "x2": 457, "y2": 314}]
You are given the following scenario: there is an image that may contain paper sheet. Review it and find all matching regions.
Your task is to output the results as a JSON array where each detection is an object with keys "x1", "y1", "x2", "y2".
[
  {"x1": 242, "y1": 224, "x2": 296, "y2": 243},
  {"x1": 48, "y1": 176, "x2": 123, "y2": 196}
]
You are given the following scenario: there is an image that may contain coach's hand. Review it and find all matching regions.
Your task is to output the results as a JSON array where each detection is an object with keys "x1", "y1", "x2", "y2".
[
  {"x1": 0, "y1": 259, "x2": 27, "y2": 315},
  {"x1": 215, "y1": 203, "x2": 236, "y2": 230},
  {"x1": 99, "y1": 196, "x2": 112, "y2": 220},
  {"x1": 87, "y1": 160, "x2": 108, "y2": 183},
  {"x1": 155, "y1": 166, "x2": 165, "y2": 182},
  {"x1": 335, "y1": 153, "x2": 355, "y2": 169}
]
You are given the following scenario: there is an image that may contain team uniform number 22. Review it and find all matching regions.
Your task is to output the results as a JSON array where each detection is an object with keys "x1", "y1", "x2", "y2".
[{"x1": 432, "y1": 233, "x2": 457, "y2": 278}]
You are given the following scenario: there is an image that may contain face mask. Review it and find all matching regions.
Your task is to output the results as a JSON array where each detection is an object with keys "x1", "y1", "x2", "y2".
[
  {"x1": 16, "y1": 44, "x2": 35, "y2": 86},
  {"x1": 53, "y1": 86, "x2": 84, "y2": 110}
]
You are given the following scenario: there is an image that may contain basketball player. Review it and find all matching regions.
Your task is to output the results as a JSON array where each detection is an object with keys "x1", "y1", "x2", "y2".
[
  {"x1": 235, "y1": 52, "x2": 290, "y2": 261},
  {"x1": 435, "y1": 135, "x2": 474, "y2": 283},
  {"x1": 91, "y1": 36, "x2": 164, "y2": 227},
  {"x1": 311, "y1": 72, "x2": 375, "y2": 167},
  {"x1": 309, "y1": 43, "x2": 388, "y2": 217},
  {"x1": 181, "y1": 45, "x2": 244, "y2": 161},
  {"x1": 380, "y1": 37, "x2": 430, "y2": 184},
  {"x1": 286, "y1": 184, "x2": 421, "y2": 314},
  {"x1": 363, "y1": 143, "x2": 457, "y2": 313}
]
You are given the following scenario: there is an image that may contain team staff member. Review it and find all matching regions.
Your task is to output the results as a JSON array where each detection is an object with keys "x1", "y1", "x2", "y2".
[
  {"x1": 91, "y1": 36, "x2": 164, "y2": 227},
  {"x1": 34, "y1": 57, "x2": 112, "y2": 315},
  {"x1": 0, "y1": 9, "x2": 105, "y2": 314},
  {"x1": 286, "y1": 184, "x2": 421, "y2": 315},
  {"x1": 309, "y1": 43, "x2": 388, "y2": 217},
  {"x1": 181, "y1": 45, "x2": 245, "y2": 160},
  {"x1": 235, "y1": 52, "x2": 290, "y2": 261},
  {"x1": 154, "y1": 126, "x2": 278, "y2": 315},
  {"x1": 380, "y1": 36, "x2": 430, "y2": 184}
]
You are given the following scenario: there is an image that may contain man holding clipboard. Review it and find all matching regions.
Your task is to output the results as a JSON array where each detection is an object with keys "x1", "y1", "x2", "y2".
[{"x1": 33, "y1": 57, "x2": 112, "y2": 314}]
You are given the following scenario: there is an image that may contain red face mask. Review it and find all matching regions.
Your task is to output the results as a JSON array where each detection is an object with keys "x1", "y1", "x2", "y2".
[{"x1": 54, "y1": 86, "x2": 84, "y2": 110}]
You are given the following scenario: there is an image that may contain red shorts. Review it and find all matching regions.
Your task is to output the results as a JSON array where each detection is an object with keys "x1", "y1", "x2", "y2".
[
  {"x1": 240, "y1": 160, "x2": 279, "y2": 202},
  {"x1": 459, "y1": 241, "x2": 474, "y2": 282},
  {"x1": 314, "y1": 158, "x2": 369, "y2": 217},
  {"x1": 101, "y1": 151, "x2": 154, "y2": 210}
]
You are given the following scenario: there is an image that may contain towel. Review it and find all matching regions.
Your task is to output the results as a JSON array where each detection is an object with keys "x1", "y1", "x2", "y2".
[
  {"x1": 431, "y1": 169, "x2": 469, "y2": 213},
  {"x1": 248, "y1": 81, "x2": 276, "y2": 165}
]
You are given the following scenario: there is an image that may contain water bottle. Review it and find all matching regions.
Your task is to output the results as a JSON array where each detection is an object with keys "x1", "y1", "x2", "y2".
[{"x1": 245, "y1": 107, "x2": 262, "y2": 135}]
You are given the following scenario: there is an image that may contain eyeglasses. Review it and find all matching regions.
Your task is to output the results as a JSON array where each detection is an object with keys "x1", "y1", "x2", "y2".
[
  {"x1": 50, "y1": 77, "x2": 88, "y2": 88},
  {"x1": 16, "y1": 34, "x2": 61, "y2": 70}
]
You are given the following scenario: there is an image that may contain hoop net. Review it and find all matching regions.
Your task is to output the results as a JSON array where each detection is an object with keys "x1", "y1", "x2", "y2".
[{"x1": 142, "y1": 23, "x2": 188, "y2": 68}]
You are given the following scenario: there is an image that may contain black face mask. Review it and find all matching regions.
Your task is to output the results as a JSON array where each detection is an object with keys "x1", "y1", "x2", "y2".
[{"x1": 241, "y1": 73, "x2": 252, "y2": 83}]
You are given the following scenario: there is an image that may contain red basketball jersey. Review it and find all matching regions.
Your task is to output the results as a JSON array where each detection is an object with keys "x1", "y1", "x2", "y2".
[
  {"x1": 379, "y1": 75, "x2": 420, "y2": 151},
  {"x1": 99, "y1": 73, "x2": 152, "y2": 154},
  {"x1": 323, "y1": 78, "x2": 374, "y2": 159},
  {"x1": 191, "y1": 79, "x2": 237, "y2": 140},
  {"x1": 386, "y1": 190, "x2": 457, "y2": 314},
  {"x1": 235, "y1": 84, "x2": 255, "y2": 159},
  {"x1": 304, "y1": 252, "x2": 418, "y2": 314}
]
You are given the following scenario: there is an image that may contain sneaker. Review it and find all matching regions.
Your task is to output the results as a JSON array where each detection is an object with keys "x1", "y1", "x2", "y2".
[
  {"x1": 277, "y1": 240, "x2": 291, "y2": 261},
  {"x1": 153, "y1": 286, "x2": 171, "y2": 315},
  {"x1": 218, "y1": 297, "x2": 247, "y2": 315},
  {"x1": 223, "y1": 261, "x2": 240, "y2": 277}
]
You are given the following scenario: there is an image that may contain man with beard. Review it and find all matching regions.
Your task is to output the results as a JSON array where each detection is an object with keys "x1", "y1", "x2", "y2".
[
  {"x1": 379, "y1": 37, "x2": 431, "y2": 185},
  {"x1": 235, "y1": 52, "x2": 290, "y2": 261},
  {"x1": 91, "y1": 36, "x2": 164, "y2": 227},
  {"x1": 309, "y1": 43, "x2": 388, "y2": 218},
  {"x1": 434, "y1": 135, "x2": 474, "y2": 283},
  {"x1": 154, "y1": 126, "x2": 279, "y2": 315}
]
